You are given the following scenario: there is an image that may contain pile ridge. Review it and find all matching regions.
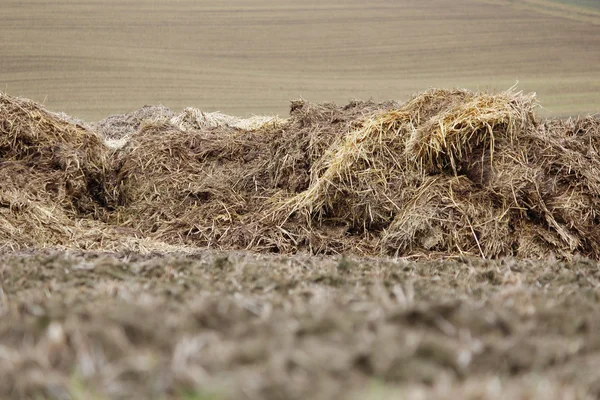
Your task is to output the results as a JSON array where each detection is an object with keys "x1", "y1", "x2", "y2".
[{"x1": 1, "y1": 89, "x2": 599, "y2": 258}]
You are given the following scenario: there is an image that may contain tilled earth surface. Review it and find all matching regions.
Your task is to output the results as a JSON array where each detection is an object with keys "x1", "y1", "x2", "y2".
[
  {"x1": 2, "y1": 0, "x2": 600, "y2": 119},
  {"x1": 1, "y1": 251, "x2": 600, "y2": 399}
]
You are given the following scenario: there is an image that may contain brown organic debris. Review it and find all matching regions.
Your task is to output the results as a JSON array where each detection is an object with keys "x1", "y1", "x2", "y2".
[{"x1": 1, "y1": 88, "x2": 600, "y2": 258}]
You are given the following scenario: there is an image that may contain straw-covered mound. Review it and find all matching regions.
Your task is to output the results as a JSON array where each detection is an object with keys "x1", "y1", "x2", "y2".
[
  {"x1": 1, "y1": 89, "x2": 599, "y2": 258},
  {"x1": 111, "y1": 99, "x2": 395, "y2": 251},
  {"x1": 0, "y1": 94, "x2": 181, "y2": 252},
  {"x1": 280, "y1": 89, "x2": 600, "y2": 258},
  {"x1": 0, "y1": 93, "x2": 115, "y2": 250}
]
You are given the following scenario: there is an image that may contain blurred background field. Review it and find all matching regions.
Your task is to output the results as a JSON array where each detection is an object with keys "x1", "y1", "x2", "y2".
[{"x1": 1, "y1": 0, "x2": 599, "y2": 121}]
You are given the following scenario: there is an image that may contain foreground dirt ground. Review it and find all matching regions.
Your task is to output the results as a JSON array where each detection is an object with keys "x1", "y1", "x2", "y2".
[{"x1": 2, "y1": 250, "x2": 599, "y2": 399}]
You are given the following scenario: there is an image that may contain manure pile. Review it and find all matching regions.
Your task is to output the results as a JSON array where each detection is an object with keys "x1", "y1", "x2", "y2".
[{"x1": 1, "y1": 89, "x2": 599, "y2": 258}]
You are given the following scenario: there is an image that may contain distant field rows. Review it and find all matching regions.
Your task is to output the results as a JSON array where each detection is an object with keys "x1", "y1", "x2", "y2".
[{"x1": 1, "y1": 0, "x2": 599, "y2": 120}]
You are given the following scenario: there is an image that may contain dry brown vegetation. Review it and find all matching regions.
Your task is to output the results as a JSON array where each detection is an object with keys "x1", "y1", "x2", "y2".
[{"x1": 2, "y1": 89, "x2": 600, "y2": 259}]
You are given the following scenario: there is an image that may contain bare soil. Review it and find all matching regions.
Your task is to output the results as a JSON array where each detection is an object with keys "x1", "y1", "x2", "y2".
[
  {"x1": 2, "y1": 250, "x2": 600, "y2": 399},
  {"x1": 1, "y1": 0, "x2": 599, "y2": 119}
]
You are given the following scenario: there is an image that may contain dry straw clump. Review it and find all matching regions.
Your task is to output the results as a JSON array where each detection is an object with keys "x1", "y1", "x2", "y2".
[
  {"x1": 275, "y1": 88, "x2": 600, "y2": 258},
  {"x1": 0, "y1": 93, "x2": 109, "y2": 208},
  {"x1": 112, "y1": 120, "x2": 255, "y2": 247},
  {"x1": 1, "y1": 89, "x2": 599, "y2": 258},
  {"x1": 170, "y1": 106, "x2": 284, "y2": 132},
  {"x1": 276, "y1": 89, "x2": 534, "y2": 254},
  {"x1": 110, "y1": 99, "x2": 394, "y2": 252},
  {"x1": 0, "y1": 93, "x2": 113, "y2": 250},
  {"x1": 0, "y1": 94, "x2": 185, "y2": 253}
]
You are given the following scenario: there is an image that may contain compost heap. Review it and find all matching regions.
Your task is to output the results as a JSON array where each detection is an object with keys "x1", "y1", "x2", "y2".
[{"x1": 1, "y1": 89, "x2": 599, "y2": 258}]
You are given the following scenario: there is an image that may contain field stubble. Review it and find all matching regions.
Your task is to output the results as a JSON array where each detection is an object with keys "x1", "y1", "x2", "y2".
[{"x1": 2, "y1": 250, "x2": 600, "y2": 399}]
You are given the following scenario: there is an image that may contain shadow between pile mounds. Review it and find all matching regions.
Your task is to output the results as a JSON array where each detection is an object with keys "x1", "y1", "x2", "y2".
[{"x1": 1, "y1": 89, "x2": 600, "y2": 258}]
